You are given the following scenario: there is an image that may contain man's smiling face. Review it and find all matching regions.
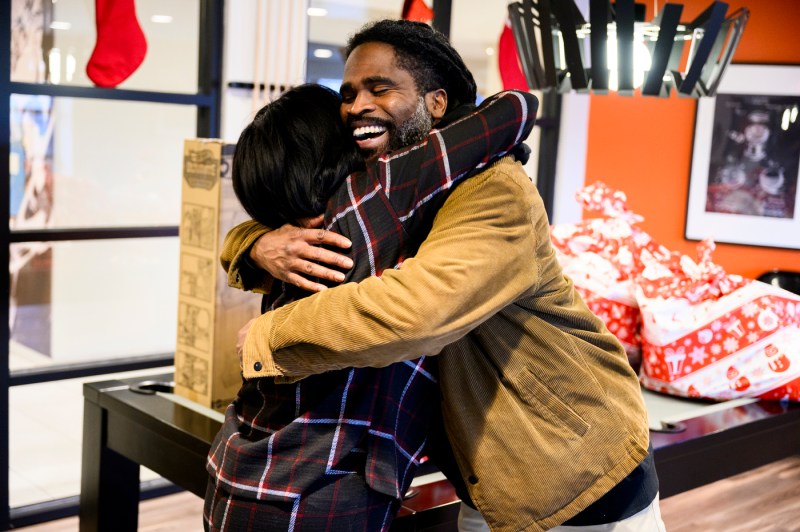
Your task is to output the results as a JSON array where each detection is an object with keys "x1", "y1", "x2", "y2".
[{"x1": 339, "y1": 42, "x2": 443, "y2": 158}]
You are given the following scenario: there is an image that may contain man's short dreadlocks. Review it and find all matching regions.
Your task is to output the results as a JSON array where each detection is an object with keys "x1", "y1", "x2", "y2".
[{"x1": 345, "y1": 19, "x2": 478, "y2": 110}]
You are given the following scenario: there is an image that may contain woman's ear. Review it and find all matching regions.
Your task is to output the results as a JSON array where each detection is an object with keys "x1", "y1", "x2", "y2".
[{"x1": 425, "y1": 89, "x2": 448, "y2": 120}]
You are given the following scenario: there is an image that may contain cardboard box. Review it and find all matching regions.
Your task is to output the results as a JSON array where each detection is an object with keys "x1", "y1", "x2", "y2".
[{"x1": 175, "y1": 139, "x2": 261, "y2": 411}]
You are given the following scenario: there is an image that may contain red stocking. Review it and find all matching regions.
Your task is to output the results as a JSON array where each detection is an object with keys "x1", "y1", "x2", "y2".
[
  {"x1": 86, "y1": 0, "x2": 147, "y2": 88},
  {"x1": 402, "y1": 0, "x2": 434, "y2": 24},
  {"x1": 498, "y1": 19, "x2": 530, "y2": 92}
]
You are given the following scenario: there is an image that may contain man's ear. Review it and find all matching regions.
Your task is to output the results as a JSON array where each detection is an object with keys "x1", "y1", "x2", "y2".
[{"x1": 425, "y1": 89, "x2": 448, "y2": 120}]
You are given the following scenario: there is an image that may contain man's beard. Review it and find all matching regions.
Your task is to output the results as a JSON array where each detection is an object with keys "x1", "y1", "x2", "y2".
[{"x1": 388, "y1": 96, "x2": 433, "y2": 152}]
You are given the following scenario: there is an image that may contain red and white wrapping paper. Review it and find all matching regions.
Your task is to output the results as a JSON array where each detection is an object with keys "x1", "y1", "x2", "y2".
[
  {"x1": 557, "y1": 252, "x2": 640, "y2": 356},
  {"x1": 637, "y1": 242, "x2": 800, "y2": 401},
  {"x1": 551, "y1": 182, "x2": 666, "y2": 363}
]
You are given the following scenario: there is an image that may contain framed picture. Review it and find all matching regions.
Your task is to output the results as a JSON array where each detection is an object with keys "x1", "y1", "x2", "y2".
[{"x1": 685, "y1": 64, "x2": 800, "y2": 249}]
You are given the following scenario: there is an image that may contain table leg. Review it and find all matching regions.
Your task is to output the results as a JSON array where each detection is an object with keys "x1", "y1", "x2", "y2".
[{"x1": 79, "y1": 398, "x2": 140, "y2": 532}]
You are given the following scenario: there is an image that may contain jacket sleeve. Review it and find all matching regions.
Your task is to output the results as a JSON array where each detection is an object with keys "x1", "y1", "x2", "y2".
[
  {"x1": 220, "y1": 219, "x2": 274, "y2": 294},
  {"x1": 241, "y1": 158, "x2": 541, "y2": 379}
]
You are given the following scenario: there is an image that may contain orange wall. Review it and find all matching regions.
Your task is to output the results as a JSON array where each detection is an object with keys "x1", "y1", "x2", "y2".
[{"x1": 583, "y1": 0, "x2": 800, "y2": 279}]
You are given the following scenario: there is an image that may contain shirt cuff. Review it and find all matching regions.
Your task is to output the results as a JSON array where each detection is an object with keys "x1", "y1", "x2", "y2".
[{"x1": 241, "y1": 312, "x2": 285, "y2": 379}]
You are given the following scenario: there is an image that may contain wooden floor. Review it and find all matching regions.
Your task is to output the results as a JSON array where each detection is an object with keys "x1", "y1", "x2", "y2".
[{"x1": 23, "y1": 455, "x2": 800, "y2": 531}]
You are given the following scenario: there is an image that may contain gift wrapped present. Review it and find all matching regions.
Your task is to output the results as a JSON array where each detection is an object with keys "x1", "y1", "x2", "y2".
[
  {"x1": 637, "y1": 240, "x2": 800, "y2": 401},
  {"x1": 551, "y1": 182, "x2": 668, "y2": 368},
  {"x1": 557, "y1": 252, "x2": 641, "y2": 363}
]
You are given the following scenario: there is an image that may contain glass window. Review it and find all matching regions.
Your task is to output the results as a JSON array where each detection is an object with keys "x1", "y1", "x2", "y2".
[
  {"x1": 10, "y1": 237, "x2": 180, "y2": 371},
  {"x1": 9, "y1": 368, "x2": 177, "y2": 508},
  {"x1": 10, "y1": 0, "x2": 200, "y2": 93},
  {"x1": 4, "y1": 0, "x2": 219, "y2": 524},
  {"x1": 9, "y1": 94, "x2": 196, "y2": 231}
]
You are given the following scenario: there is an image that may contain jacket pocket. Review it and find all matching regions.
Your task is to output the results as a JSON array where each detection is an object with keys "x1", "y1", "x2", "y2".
[{"x1": 515, "y1": 367, "x2": 590, "y2": 438}]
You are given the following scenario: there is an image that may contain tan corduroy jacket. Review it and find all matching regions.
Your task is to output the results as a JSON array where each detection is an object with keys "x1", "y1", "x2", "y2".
[{"x1": 223, "y1": 157, "x2": 650, "y2": 532}]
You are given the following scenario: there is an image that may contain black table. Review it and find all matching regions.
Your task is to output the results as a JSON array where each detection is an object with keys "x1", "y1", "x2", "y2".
[{"x1": 79, "y1": 373, "x2": 800, "y2": 531}]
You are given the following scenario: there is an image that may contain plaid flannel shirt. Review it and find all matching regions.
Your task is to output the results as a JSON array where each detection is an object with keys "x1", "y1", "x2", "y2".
[{"x1": 207, "y1": 91, "x2": 537, "y2": 511}]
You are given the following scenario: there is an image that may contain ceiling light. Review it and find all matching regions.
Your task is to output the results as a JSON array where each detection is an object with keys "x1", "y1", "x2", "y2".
[
  {"x1": 151, "y1": 15, "x2": 173, "y2": 24},
  {"x1": 48, "y1": 48, "x2": 61, "y2": 84},
  {"x1": 307, "y1": 7, "x2": 328, "y2": 17},
  {"x1": 49, "y1": 21, "x2": 71, "y2": 30},
  {"x1": 486, "y1": 47, "x2": 495, "y2": 56},
  {"x1": 508, "y1": 0, "x2": 749, "y2": 98},
  {"x1": 313, "y1": 48, "x2": 334, "y2": 59}
]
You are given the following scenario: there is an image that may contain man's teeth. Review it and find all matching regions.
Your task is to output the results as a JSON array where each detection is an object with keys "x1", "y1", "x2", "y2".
[{"x1": 353, "y1": 125, "x2": 387, "y2": 140}]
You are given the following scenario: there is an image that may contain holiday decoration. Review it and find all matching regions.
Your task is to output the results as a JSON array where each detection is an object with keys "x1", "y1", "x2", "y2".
[
  {"x1": 498, "y1": 19, "x2": 530, "y2": 92},
  {"x1": 637, "y1": 240, "x2": 800, "y2": 402},
  {"x1": 402, "y1": 0, "x2": 434, "y2": 24},
  {"x1": 551, "y1": 182, "x2": 800, "y2": 402},
  {"x1": 86, "y1": 0, "x2": 148, "y2": 88},
  {"x1": 550, "y1": 182, "x2": 665, "y2": 368}
]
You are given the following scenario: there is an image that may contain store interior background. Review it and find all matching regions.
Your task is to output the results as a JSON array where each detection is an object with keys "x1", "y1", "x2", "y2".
[
  {"x1": 583, "y1": 0, "x2": 799, "y2": 280},
  {"x1": 4, "y1": 0, "x2": 800, "y2": 527}
]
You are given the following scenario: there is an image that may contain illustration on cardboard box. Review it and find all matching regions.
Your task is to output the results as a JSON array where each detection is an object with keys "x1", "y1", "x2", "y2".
[{"x1": 175, "y1": 139, "x2": 262, "y2": 411}]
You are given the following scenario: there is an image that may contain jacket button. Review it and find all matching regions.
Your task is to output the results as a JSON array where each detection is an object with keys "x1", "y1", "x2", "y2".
[
  {"x1": 253, "y1": 361, "x2": 263, "y2": 371},
  {"x1": 468, "y1": 475, "x2": 478, "y2": 484}
]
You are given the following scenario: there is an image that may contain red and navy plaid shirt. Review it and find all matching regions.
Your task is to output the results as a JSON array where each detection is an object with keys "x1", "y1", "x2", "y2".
[{"x1": 207, "y1": 91, "x2": 537, "y2": 508}]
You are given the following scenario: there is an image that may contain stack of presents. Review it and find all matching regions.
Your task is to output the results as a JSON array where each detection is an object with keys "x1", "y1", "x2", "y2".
[{"x1": 550, "y1": 182, "x2": 800, "y2": 402}]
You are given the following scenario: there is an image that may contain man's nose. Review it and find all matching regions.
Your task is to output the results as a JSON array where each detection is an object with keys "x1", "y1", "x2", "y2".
[{"x1": 348, "y1": 91, "x2": 376, "y2": 116}]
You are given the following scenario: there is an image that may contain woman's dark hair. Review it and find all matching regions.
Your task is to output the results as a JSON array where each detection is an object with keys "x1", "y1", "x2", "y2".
[
  {"x1": 232, "y1": 84, "x2": 363, "y2": 228},
  {"x1": 345, "y1": 19, "x2": 477, "y2": 109}
]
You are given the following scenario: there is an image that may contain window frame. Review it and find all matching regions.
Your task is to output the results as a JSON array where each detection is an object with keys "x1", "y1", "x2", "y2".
[{"x1": 0, "y1": 0, "x2": 224, "y2": 526}]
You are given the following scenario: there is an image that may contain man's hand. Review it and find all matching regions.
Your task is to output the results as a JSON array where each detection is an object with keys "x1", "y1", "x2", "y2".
[
  {"x1": 249, "y1": 215, "x2": 353, "y2": 292},
  {"x1": 237, "y1": 318, "x2": 256, "y2": 367}
]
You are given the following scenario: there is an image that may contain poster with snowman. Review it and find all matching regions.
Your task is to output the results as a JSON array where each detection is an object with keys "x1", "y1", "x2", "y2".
[{"x1": 686, "y1": 64, "x2": 800, "y2": 250}]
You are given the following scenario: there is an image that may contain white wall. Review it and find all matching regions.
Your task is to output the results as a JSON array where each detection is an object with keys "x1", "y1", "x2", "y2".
[
  {"x1": 222, "y1": 0, "x2": 310, "y2": 141},
  {"x1": 552, "y1": 93, "x2": 590, "y2": 225}
]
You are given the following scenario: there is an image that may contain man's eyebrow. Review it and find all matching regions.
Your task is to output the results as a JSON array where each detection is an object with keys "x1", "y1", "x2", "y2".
[
  {"x1": 340, "y1": 76, "x2": 397, "y2": 93},
  {"x1": 362, "y1": 76, "x2": 396, "y2": 86}
]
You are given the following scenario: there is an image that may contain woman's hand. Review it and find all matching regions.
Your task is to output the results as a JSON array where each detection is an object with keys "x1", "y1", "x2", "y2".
[{"x1": 249, "y1": 215, "x2": 353, "y2": 292}]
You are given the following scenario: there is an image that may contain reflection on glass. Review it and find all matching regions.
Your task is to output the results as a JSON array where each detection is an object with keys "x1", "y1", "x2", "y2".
[
  {"x1": 9, "y1": 94, "x2": 54, "y2": 232},
  {"x1": 9, "y1": 95, "x2": 196, "y2": 230},
  {"x1": 10, "y1": 0, "x2": 47, "y2": 83},
  {"x1": 10, "y1": 0, "x2": 200, "y2": 93},
  {"x1": 9, "y1": 368, "x2": 171, "y2": 508},
  {"x1": 9, "y1": 237, "x2": 180, "y2": 370}
]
